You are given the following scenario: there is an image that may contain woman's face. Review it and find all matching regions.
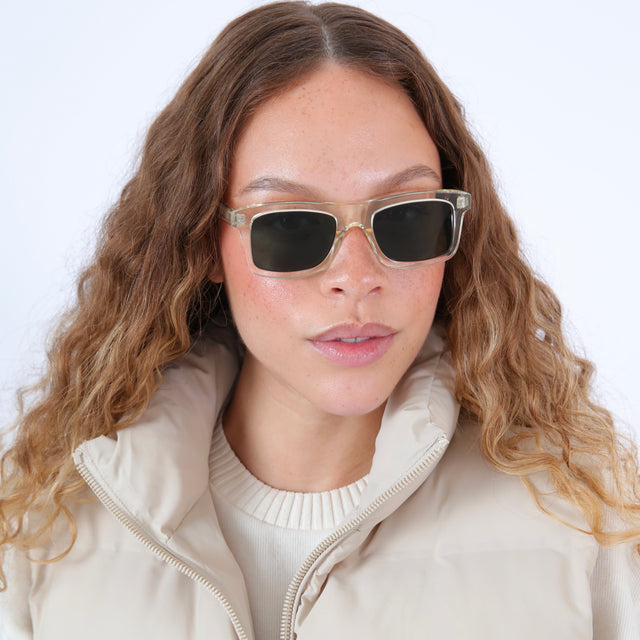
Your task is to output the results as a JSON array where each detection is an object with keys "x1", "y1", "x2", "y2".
[{"x1": 216, "y1": 63, "x2": 445, "y2": 419}]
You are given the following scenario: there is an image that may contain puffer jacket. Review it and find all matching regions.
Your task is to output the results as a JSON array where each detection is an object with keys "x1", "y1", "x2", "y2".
[{"x1": 1, "y1": 328, "x2": 639, "y2": 639}]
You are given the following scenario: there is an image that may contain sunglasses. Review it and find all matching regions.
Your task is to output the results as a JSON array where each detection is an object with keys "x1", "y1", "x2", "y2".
[{"x1": 220, "y1": 189, "x2": 471, "y2": 278}]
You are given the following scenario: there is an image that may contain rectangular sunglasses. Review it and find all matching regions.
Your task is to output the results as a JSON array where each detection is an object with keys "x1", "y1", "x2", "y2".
[{"x1": 220, "y1": 189, "x2": 471, "y2": 278}]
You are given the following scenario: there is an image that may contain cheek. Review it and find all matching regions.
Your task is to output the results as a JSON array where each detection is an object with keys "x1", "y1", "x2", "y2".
[
  {"x1": 218, "y1": 225, "x2": 301, "y2": 328},
  {"x1": 231, "y1": 279, "x2": 296, "y2": 327},
  {"x1": 394, "y1": 263, "x2": 445, "y2": 319}
]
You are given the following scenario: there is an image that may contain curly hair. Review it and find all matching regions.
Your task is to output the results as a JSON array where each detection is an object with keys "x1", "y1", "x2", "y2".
[{"x1": 2, "y1": 1, "x2": 639, "y2": 589}]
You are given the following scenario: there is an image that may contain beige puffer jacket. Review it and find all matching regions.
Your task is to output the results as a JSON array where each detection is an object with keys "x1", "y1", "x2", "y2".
[{"x1": 2, "y1": 328, "x2": 639, "y2": 639}]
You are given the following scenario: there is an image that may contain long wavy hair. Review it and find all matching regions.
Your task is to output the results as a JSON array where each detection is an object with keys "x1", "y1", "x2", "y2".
[{"x1": 2, "y1": 1, "x2": 639, "y2": 588}]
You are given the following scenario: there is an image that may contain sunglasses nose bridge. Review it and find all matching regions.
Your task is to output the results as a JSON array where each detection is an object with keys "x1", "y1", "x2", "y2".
[
  {"x1": 331, "y1": 218, "x2": 380, "y2": 267},
  {"x1": 338, "y1": 199, "x2": 368, "y2": 223},
  {"x1": 337, "y1": 198, "x2": 380, "y2": 255}
]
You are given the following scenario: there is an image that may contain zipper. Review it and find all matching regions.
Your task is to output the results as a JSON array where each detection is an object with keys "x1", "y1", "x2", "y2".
[
  {"x1": 74, "y1": 453, "x2": 249, "y2": 640},
  {"x1": 279, "y1": 434, "x2": 448, "y2": 640}
]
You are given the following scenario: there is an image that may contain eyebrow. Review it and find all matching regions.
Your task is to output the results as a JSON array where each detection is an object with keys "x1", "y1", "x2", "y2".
[
  {"x1": 239, "y1": 163, "x2": 442, "y2": 199},
  {"x1": 376, "y1": 164, "x2": 442, "y2": 193}
]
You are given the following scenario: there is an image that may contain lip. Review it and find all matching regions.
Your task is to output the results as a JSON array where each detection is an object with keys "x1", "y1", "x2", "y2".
[{"x1": 309, "y1": 323, "x2": 395, "y2": 367}]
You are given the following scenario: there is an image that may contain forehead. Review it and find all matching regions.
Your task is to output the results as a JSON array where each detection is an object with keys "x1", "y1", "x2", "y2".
[{"x1": 227, "y1": 63, "x2": 441, "y2": 203}]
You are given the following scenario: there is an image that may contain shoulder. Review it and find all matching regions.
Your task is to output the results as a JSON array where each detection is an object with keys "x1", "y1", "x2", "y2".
[
  {"x1": 386, "y1": 419, "x2": 600, "y2": 559},
  {"x1": 418, "y1": 419, "x2": 640, "y2": 638}
]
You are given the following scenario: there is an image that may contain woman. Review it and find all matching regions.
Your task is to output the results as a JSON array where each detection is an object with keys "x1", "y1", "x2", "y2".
[{"x1": 1, "y1": 2, "x2": 639, "y2": 638}]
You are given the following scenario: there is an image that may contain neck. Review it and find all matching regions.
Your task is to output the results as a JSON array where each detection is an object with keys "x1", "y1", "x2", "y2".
[{"x1": 222, "y1": 355, "x2": 383, "y2": 492}]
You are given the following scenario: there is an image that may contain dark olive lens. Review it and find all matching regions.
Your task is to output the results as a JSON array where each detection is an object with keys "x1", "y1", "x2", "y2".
[
  {"x1": 373, "y1": 200, "x2": 454, "y2": 262},
  {"x1": 251, "y1": 210, "x2": 337, "y2": 272}
]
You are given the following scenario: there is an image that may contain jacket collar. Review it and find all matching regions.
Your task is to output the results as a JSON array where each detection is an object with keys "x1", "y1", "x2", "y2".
[
  {"x1": 362, "y1": 325, "x2": 457, "y2": 508},
  {"x1": 73, "y1": 328, "x2": 240, "y2": 537}
]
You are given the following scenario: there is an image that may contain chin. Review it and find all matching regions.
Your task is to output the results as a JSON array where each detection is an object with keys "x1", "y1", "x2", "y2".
[{"x1": 304, "y1": 373, "x2": 400, "y2": 418}]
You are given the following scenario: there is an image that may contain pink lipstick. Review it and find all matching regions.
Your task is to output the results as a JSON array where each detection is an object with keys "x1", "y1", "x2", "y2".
[{"x1": 309, "y1": 323, "x2": 394, "y2": 367}]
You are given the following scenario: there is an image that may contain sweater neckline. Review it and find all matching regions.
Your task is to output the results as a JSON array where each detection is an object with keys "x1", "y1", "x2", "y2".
[{"x1": 209, "y1": 426, "x2": 368, "y2": 530}]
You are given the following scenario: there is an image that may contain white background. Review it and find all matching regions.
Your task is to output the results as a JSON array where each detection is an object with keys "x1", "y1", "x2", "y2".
[{"x1": 1, "y1": 0, "x2": 638, "y2": 440}]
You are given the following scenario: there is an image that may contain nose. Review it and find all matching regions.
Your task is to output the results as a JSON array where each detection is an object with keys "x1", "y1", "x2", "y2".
[{"x1": 319, "y1": 226, "x2": 387, "y2": 299}]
